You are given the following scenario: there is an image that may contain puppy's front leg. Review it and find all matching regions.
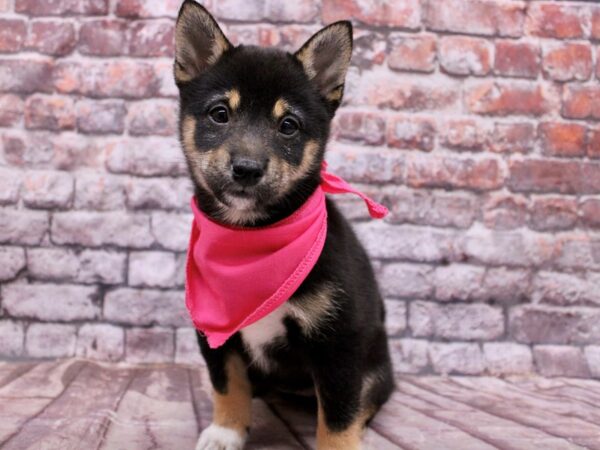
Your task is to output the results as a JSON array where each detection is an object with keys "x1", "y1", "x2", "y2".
[
  {"x1": 197, "y1": 352, "x2": 252, "y2": 450},
  {"x1": 313, "y1": 353, "x2": 366, "y2": 450}
]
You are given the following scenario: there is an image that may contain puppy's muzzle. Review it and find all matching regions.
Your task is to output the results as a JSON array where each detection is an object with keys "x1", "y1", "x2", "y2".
[{"x1": 232, "y1": 157, "x2": 267, "y2": 187}]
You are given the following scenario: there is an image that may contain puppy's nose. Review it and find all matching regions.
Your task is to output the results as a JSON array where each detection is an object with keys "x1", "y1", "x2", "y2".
[{"x1": 231, "y1": 157, "x2": 265, "y2": 186}]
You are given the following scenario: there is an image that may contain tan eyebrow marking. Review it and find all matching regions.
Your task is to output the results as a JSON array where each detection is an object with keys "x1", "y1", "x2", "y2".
[
  {"x1": 226, "y1": 89, "x2": 241, "y2": 110},
  {"x1": 272, "y1": 98, "x2": 289, "y2": 119}
]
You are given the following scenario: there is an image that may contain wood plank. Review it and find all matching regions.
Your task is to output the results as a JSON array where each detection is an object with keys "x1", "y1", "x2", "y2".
[
  {"x1": 100, "y1": 366, "x2": 198, "y2": 450},
  {"x1": 395, "y1": 378, "x2": 581, "y2": 450},
  {"x1": 408, "y1": 376, "x2": 600, "y2": 449},
  {"x1": 2, "y1": 362, "x2": 132, "y2": 450}
]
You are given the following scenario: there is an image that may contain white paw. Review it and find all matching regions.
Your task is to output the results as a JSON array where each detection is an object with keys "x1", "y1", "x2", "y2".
[{"x1": 196, "y1": 423, "x2": 247, "y2": 450}]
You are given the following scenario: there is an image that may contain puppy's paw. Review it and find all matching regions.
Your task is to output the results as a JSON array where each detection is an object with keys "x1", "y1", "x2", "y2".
[{"x1": 196, "y1": 423, "x2": 247, "y2": 450}]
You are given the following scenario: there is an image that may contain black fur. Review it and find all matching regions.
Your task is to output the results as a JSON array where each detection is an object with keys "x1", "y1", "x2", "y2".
[{"x1": 176, "y1": 0, "x2": 394, "y2": 437}]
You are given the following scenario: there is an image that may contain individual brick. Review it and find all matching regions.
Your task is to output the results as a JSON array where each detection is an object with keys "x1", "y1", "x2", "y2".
[
  {"x1": 483, "y1": 343, "x2": 533, "y2": 375},
  {"x1": 554, "y1": 239, "x2": 600, "y2": 271},
  {"x1": 78, "y1": 250, "x2": 127, "y2": 284},
  {"x1": 385, "y1": 300, "x2": 407, "y2": 336},
  {"x1": 27, "y1": 20, "x2": 76, "y2": 56},
  {"x1": 76, "y1": 99, "x2": 127, "y2": 135},
  {"x1": 441, "y1": 118, "x2": 489, "y2": 151},
  {"x1": 438, "y1": 36, "x2": 492, "y2": 76},
  {"x1": 326, "y1": 145, "x2": 404, "y2": 184},
  {"x1": 15, "y1": 0, "x2": 108, "y2": 15},
  {"x1": 51, "y1": 211, "x2": 154, "y2": 248},
  {"x1": 125, "y1": 177, "x2": 191, "y2": 210},
  {"x1": 53, "y1": 61, "x2": 158, "y2": 99},
  {"x1": 333, "y1": 110, "x2": 386, "y2": 146},
  {"x1": 379, "y1": 263, "x2": 434, "y2": 299},
  {"x1": 482, "y1": 192, "x2": 529, "y2": 230},
  {"x1": 2, "y1": 283, "x2": 99, "y2": 321},
  {"x1": 508, "y1": 160, "x2": 600, "y2": 195},
  {"x1": 562, "y1": 85, "x2": 600, "y2": 120},
  {"x1": 0, "y1": 209, "x2": 48, "y2": 245},
  {"x1": 26, "y1": 323, "x2": 76, "y2": 358},
  {"x1": 78, "y1": 19, "x2": 128, "y2": 56},
  {"x1": 466, "y1": 81, "x2": 558, "y2": 117},
  {"x1": 76, "y1": 324, "x2": 124, "y2": 362},
  {"x1": 105, "y1": 137, "x2": 187, "y2": 177},
  {"x1": 593, "y1": 7, "x2": 600, "y2": 40},
  {"x1": 510, "y1": 305, "x2": 600, "y2": 344},
  {"x1": 410, "y1": 301, "x2": 504, "y2": 341},
  {"x1": 213, "y1": 0, "x2": 265, "y2": 21},
  {"x1": 115, "y1": 0, "x2": 183, "y2": 18},
  {"x1": 104, "y1": 287, "x2": 189, "y2": 326},
  {"x1": 0, "y1": 247, "x2": 26, "y2": 281},
  {"x1": 74, "y1": 171, "x2": 126, "y2": 210},
  {"x1": 589, "y1": 128, "x2": 600, "y2": 159},
  {"x1": 0, "y1": 60, "x2": 53, "y2": 94},
  {"x1": 24, "y1": 95, "x2": 75, "y2": 131},
  {"x1": 530, "y1": 197, "x2": 577, "y2": 231},
  {"x1": 351, "y1": 30, "x2": 387, "y2": 68},
  {"x1": 428, "y1": 343, "x2": 485, "y2": 375},
  {"x1": 387, "y1": 115, "x2": 435, "y2": 151},
  {"x1": 129, "y1": 20, "x2": 174, "y2": 57},
  {"x1": 151, "y1": 212, "x2": 192, "y2": 252},
  {"x1": 406, "y1": 153, "x2": 503, "y2": 191},
  {"x1": 494, "y1": 41, "x2": 540, "y2": 79},
  {"x1": 389, "y1": 339, "x2": 429, "y2": 374},
  {"x1": 425, "y1": 0, "x2": 525, "y2": 37},
  {"x1": 27, "y1": 247, "x2": 79, "y2": 281},
  {"x1": 0, "y1": 19, "x2": 26, "y2": 53},
  {"x1": 0, "y1": 167, "x2": 22, "y2": 205},
  {"x1": 542, "y1": 42, "x2": 592, "y2": 82},
  {"x1": 534, "y1": 345, "x2": 590, "y2": 378},
  {"x1": 126, "y1": 327, "x2": 174, "y2": 363},
  {"x1": 585, "y1": 346, "x2": 600, "y2": 378},
  {"x1": 322, "y1": 0, "x2": 421, "y2": 28},
  {"x1": 539, "y1": 122, "x2": 587, "y2": 158},
  {"x1": 175, "y1": 328, "x2": 204, "y2": 365},
  {"x1": 581, "y1": 199, "x2": 600, "y2": 227},
  {"x1": 0, "y1": 94, "x2": 23, "y2": 127},
  {"x1": 127, "y1": 99, "x2": 178, "y2": 136},
  {"x1": 22, "y1": 170, "x2": 73, "y2": 209},
  {"x1": 526, "y1": 3, "x2": 589, "y2": 39},
  {"x1": 0, "y1": 320, "x2": 25, "y2": 357},
  {"x1": 532, "y1": 271, "x2": 600, "y2": 306},
  {"x1": 128, "y1": 251, "x2": 183, "y2": 289},
  {"x1": 433, "y1": 264, "x2": 486, "y2": 302},
  {"x1": 479, "y1": 267, "x2": 531, "y2": 305},
  {"x1": 388, "y1": 34, "x2": 436, "y2": 73},
  {"x1": 265, "y1": 0, "x2": 318, "y2": 22},
  {"x1": 489, "y1": 123, "x2": 535, "y2": 153}
]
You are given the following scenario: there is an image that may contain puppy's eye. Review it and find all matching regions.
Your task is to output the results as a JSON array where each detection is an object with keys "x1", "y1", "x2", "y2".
[
  {"x1": 209, "y1": 105, "x2": 229, "y2": 124},
  {"x1": 279, "y1": 116, "x2": 299, "y2": 136}
]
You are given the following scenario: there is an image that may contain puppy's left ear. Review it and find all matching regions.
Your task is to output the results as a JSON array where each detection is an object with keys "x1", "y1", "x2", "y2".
[{"x1": 294, "y1": 21, "x2": 353, "y2": 110}]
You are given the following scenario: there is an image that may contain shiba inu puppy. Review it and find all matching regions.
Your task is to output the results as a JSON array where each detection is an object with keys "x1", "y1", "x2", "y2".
[{"x1": 174, "y1": 2, "x2": 394, "y2": 448}]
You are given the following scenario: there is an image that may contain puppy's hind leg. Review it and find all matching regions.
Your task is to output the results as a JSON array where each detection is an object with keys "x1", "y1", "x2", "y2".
[{"x1": 196, "y1": 353, "x2": 252, "y2": 450}]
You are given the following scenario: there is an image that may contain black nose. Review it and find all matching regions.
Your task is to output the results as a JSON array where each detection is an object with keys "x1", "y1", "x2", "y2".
[{"x1": 231, "y1": 158, "x2": 265, "y2": 187}]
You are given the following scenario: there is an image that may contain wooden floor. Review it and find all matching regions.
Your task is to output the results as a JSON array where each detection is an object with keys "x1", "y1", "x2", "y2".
[{"x1": 0, "y1": 359, "x2": 599, "y2": 449}]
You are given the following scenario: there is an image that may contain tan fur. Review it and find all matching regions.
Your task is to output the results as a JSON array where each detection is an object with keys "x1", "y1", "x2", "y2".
[
  {"x1": 316, "y1": 398, "x2": 369, "y2": 450},
  {"x1": 227, "y1": 89, "x2": 241, "y2": 111},
  {"x1": 212, "y1": 353, "x2": 252, "y2": 434},
  {"x1": 272, "y1": 98, "x2": 289, "y2": 119},
  {"x1": 288, "y1": 282, "x2": 340, "y2": 337},
  {"x1": 326, "y1": 86, "x2": 344, "y2": 103}
]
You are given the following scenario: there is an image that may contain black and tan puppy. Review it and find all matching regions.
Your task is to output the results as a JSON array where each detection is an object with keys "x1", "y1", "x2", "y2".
[{"x1": 174, "y1": 2, "x2": 394, "y2": 449}]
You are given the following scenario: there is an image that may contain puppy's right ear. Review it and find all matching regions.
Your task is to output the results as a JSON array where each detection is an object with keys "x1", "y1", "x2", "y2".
[{"x1": 174, "y1": 1, "x2": 231, "y2": 84}]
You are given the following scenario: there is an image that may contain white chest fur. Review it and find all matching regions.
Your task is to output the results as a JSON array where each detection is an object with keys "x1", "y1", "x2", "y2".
[{"x1": 239, "y1": 303, "x2": 290, "y2": 372}]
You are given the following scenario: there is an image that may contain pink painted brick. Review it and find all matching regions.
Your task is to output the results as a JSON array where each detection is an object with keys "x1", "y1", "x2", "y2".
[
  {"x1": 0, "y1": 247, "x2": 26, "y2": 281},
  {"x1": 0, "y1": 60, "x2": 53, "y2": 94},
  {"x1": 483, "y1": 343, "x2": 533, "y2": 375},
  {"x1": 126, "y1": 327, "x2": 174, "y2": 363},
  {"x1": 25, "y1": 95, "x2": 75, "y2": 131},
  {"x1": 441, "y1": 118, "x2": 490, "y2": 151},
  {"x1": 15, "y1": 0, "x2": 108, "y2": 15},
  {"x1": 433, "y1": 264, "x2": 486, "y2": 302},
  {"x1": 333, "y1": 110, "x2": 386, "y2": 146},
  {"x1": 126, "y1": 177, "x2": 191, "y2": 210},
  {"x1": 105, "y1": 138, "x2": 187, "y2": 177},
  {"x1": 26, "y1": 323, "x2": 76, "y2": 358},
  {"x1": 388, "y1": 34, "x2": 436, "y2": 73},
  {"x1": 27, "y1": 247, "x2": 79, "y2": 281},
  {"x1": 3, "y1": 283, "x2": 99, "y2": 321},
  {"x1": 379, "y1": 263, "x2": 434, "y2": 299},
  {"x1": 428, "y1": 342, "x2": 485, "y2": 375},
  {"x1": 151, "y1": 212, "x2": 193, "y2": 252},
  {"x1": 127, "y1": 99, "x2": 178, "y2": 136},
  {"x1": 76, "y1": 324, "x2": 124, "y2": 362},
  {"x1": 0, "y1": 167, "x2": 22, "y2": 205},
  {"x1": 214, "y1": 0, "x2": 265, "y2": 21},
  {"x1": 389, "y1": 339, "x2": 429, "y2": 374},
  {"x1": 387, "y1": 115, "x2": 435, "y2": 151},
  {"x1": 584, "y1": 346, "x2": 600, "y2": 378},
  {"x1": 76, "y1": 99, "x2": 127, "y2": 135},
  {"x1": 534, "y1": 345, "x2": 590, "y2": 378},
  {"x1": 0, "y1": 210, "x2": 48, "y2": 245},
  {"x1": 0, "y1": 94, "x2": 23, "y2": 127},
  {"x1": 74, "y1": 172, "x2": 126, "y2": 211},
  {"x1": 265, "y1": 0, "x2": 318, "y2": 23},
  {"x1": 0, "y1": 320, "x2": 25, "y2": 357},
  {"x1": 526, "y1": 3, "x2": 589, "y2": 39},
  {"x1": 482, "y1": 192, "x2": 529, "y2": 230},
  {"x1": 128, "y1": 251, "x2": 184, "y2": 289},
  {"x1": 51, "y1": 211, "x2": 154, "y2": 248},
  {"x1": 410, "y1": 301, "x2": 504, "y2": 340},
  {"x1": 323, "y1": 0, "x2": 421, "y2": 29},
  {"x1": 105, "y1": 287, "x2": 188, "y2": 326},
  {"x1": 22, "y1": 170, "x2": 73, "y2": 209},
  {"x1": 532, "y1": 271, "x2": 599, "y2": 306},
  {"x1": 542, "y1": 42, "x2": 593, "y2": 82},
  {"x1": 385, "y1": 300, "x2": 407, "y2": 336},
  {"x1": 439, "y1": 36, "x2": 492, "y2": 76},
  {"x1": 78, "y1": 19, "x2": 128, "y2": 56},
  {"x1": 175, "y1": 328, "x2": 204, "y2": 365},
  {"x1": 27, "y1": 20, "x2": 76, "y2": 56},
  {"x1": 129, "y1": 20, "x2": 174, "y2": 57},
  {"x1": 530, "y1": 197, "x2": 578, "y2": 231},
  {"x1": 0, "y1": 19, "x2": 26, "y2": 53},
  {"x1": 115, "y1": 0, "x2": 184, "y2": 18},
  {"x1": 494, "y1": 41, "x2": 540, "y2": 79}
]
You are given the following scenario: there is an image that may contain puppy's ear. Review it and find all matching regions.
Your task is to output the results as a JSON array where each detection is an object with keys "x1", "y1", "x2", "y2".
[
  {"x1": 294, "y1": 21, "x2": 353, "y2": 110},
  {"x1": 174, "y1": 1, "x2": 231, "y2": 84}
]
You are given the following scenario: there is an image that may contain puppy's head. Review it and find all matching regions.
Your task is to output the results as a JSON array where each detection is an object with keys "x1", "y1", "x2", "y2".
[{"x1": 174, "y1": 1, "x2": 352, "y2": 226}]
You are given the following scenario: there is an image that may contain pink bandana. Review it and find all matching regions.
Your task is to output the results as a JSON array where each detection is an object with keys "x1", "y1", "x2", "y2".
[{"x1": 185, "y1": 163, "x2": 388, "y2": 348}]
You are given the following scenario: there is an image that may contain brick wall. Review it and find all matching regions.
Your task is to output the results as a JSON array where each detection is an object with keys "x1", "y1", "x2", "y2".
[{"x1": 1, "y1": 0, "x2": 600, "y2": 378}]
